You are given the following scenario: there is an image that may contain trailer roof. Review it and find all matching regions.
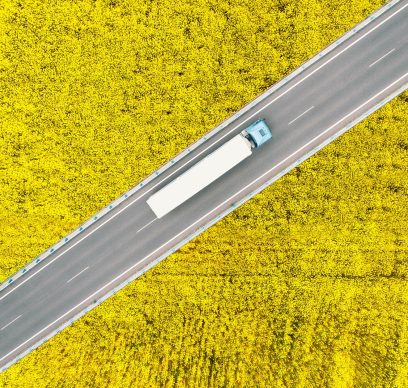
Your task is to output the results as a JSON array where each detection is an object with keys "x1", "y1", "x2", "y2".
[{"x1": 147, "y1": 135, "x2": 252, "y2": 218}]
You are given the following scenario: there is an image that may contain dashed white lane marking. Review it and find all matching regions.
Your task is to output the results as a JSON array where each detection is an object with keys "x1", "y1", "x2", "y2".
[
  {"x1": 369, "y1": 48, "x2": 396, "y2": 67},
  {"x1": 288, "y1": 106, "x2": 315, "y2": 125},
  {"x1": 135, "y1": 219, "x2": 156, "y2": 234},
  {"x1": 1, "y1": 315, "x2": 22, "y2": 331},
  {"x1": 66, "y1": 267, "x2": 89, "y2": 284}
]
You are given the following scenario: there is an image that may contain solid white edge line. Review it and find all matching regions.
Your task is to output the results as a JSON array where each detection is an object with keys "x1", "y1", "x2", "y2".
[
  {"x1": 0, "y1": 315, "x2": 22, "y2": 332},
  {"x1": 1, "y1": 72, "x2": 406, "y2": 364},
  {"x1": 288, "y1": 106, "x2": 315, "y2": 125},
  {"x1": 1, "y1": 1, "x2": 406, "y2": 301},
  {"x1": 66, "y1": 267, "x2": 89, "y2": 284},
  {"x1": 135, "y1": 219, "x2": 156, "y2": 234},
  {"x1": 369, "y1": 48, "x2": 396, "y2": 67}
]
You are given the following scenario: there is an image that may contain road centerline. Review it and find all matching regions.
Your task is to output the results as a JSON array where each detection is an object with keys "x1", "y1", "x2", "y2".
[
  {"x1": 369, "y1": 48, "x2": 396, "y2": 67},
  {"x1": 136, "y1": 219, "x2": 156, "y2": 234},
  {"x1": 66, "y1": 267, "x2": 89, "y2": 284},
  {"x1": 288, "y1": 106, "x2": 315, "y2": 125},
  {"x1": 1, "y1": 315, "x2": 22, "y2": 332}
]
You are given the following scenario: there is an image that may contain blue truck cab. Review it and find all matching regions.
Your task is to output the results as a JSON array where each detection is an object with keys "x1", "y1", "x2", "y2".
[{"x1": 241, "y1": 118, "x2": 272, "y2": 148}]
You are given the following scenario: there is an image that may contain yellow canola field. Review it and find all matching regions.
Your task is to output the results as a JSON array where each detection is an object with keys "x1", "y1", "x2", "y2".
[{"x1": 0, "y1": 0, "x2": 407, "y2": 386}]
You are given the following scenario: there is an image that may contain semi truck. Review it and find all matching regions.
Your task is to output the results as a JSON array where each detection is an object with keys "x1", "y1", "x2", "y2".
[{"x1": 147, "y1": 118, "x2": 272, "y2": 218}]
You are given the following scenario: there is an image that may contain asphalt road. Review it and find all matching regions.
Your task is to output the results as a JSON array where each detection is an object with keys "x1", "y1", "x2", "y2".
[{"x1": 1, "y1": 0, "x2": 408, "y2": 371}]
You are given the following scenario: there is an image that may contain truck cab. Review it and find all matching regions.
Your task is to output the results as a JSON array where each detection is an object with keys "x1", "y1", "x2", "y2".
[{"x1": 241, "y1": 118, "x2": 272, "y2": 148}]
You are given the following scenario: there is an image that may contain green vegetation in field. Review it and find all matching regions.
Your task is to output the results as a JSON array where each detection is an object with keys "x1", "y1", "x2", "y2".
[{"x1": 0, "y1": 0, "x2": 407, "y2": 386}]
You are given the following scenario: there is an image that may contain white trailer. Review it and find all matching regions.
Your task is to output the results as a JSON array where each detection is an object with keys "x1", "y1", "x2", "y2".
[{"x1": 147, "y1": 119, "x2": 272, "y2": 218}]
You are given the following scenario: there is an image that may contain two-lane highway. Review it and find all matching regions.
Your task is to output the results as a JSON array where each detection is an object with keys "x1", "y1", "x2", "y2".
[{"x1": 1, "y1": 0, "x2": 407, "y2": 372}]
